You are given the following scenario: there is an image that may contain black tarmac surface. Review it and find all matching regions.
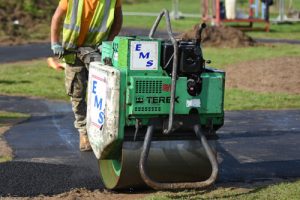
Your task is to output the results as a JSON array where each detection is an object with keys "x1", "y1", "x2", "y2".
[{"x1": 0, "y1": 95, "x2": 300, "y2": 196}]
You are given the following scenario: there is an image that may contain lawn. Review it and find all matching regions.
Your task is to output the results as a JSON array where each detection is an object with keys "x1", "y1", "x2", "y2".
[{"x1": 0, "y1": 60, "x2": 66, "y2": 100}]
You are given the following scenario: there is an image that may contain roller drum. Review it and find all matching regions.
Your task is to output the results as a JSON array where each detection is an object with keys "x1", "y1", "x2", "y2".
[{"x1": 99, "y1": 139, "x2": 217, "y2": 189}]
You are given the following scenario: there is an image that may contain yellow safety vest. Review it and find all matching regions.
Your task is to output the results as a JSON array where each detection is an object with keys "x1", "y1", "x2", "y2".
[{"x1": 62, "y1": 0, "x2": 117, "y2": 50}]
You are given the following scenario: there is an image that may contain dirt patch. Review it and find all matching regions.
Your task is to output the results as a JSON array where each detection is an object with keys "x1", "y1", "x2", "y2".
[
  {"x1": 27, "y1": 188, "x2": 148, "y2": 200},
  {"x1": 0, "y1": 117, "x2": 29, "y2": 162},
  {"x1": 0, "y1": 126, "x2": 13, "y2": 161},
  {"x1": 177, "y1": 25, "x2": 255, "y2": 48},
  {"x1": 0, "y1": 188, "x2": 149, "y2": 200},
  {"x1": 226, "y1": 56, "x2": 300, "y2": 94}
]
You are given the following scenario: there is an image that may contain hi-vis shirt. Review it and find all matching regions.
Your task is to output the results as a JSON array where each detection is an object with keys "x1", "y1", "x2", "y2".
[{"x1": 59, "y1": 0, "x2": 121, "y2": 49}]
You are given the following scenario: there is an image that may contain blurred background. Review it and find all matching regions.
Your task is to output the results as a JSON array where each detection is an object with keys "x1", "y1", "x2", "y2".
[{"x1": 0, "y1": 0, "x2": 300, "y2": 45}]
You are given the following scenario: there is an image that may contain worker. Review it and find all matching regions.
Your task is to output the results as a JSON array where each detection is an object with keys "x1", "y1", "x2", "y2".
[{"x1": 50, "y1": 0, "x2": 123, "y2": 151}]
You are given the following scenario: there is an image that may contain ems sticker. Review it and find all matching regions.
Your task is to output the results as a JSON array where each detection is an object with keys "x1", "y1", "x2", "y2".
[
  {"x1": 130, "y1": 41, "x2": 158, "y2": 70},
  {"x1": 186, "y1": 99, "x2": 201, "y2": 108},
  {"x1": 90, "y1": 71, "x2": 107, "y2": 129}
]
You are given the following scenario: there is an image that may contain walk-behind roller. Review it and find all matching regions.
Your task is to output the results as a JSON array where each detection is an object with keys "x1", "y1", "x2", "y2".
[{"x1": 86, "y1": 10, "x2": 225, "y2": 190}]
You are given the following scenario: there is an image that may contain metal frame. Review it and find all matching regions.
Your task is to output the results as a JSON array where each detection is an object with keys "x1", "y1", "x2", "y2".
[
  {"x1": 138, "y1": 9, "x2": 219, "y2": 190},
  {"x1": 139, "y1": 124, "x2": 218, "y2": 190},
  {"x1": 202, "y1": 0, "x2": 270, "y2": 32},
  {"x1": 272, "y1": 0, "x2": 300, "y2": 23},
  {"x1": 149, "y1": 9, "x2": 178, "y2": 135}
]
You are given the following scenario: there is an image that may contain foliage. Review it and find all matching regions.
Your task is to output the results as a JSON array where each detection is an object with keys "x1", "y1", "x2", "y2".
[{"x1": 0, "y1": 0, "x2": 58, "y2": 38}]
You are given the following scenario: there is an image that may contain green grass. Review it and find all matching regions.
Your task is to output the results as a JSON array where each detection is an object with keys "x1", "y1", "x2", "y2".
[
  {"x1": 247, "y1": 23, "x2": 300, "y2": 40},
  {"x1": 225, "y1": 89, "x2": 300, "y2": 110},
  {"x1": 144, "y1": 180, "x2": 300, "y2": 200},
  {"x1": 204, "y1": 44, "x2": 300, "y2": 68},
  {"x1": 0, "y1": 111, "x2": 30, "y2": 120},
  {"x1": 122, "y1": 0, "x2": 207, "y2": 33},
  {"x1": 0, "y1": 59, "x2": 67, "y2": 100}
]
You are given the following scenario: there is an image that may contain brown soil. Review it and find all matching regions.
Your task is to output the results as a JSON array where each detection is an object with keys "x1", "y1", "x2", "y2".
[
  {"x1": 27, "y1": 188, "x2": 148, "y2": 200},
  {"x1": 177, "y1": 25, "x2": 255, "y2": 48},
  {"x1": 0, "y1": 117, "x2": 28, "y2": 161},
  {"x1": 226, "y1": 56, "x2": 300, "y2": 94},
  {"x1": 0, "y1": 126, "x2": 13, "y2": 160}
]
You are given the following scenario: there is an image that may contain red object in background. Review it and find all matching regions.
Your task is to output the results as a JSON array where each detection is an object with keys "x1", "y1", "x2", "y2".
[{"x1": 202, "y1": 0, "x2": 270, "y2": 32}]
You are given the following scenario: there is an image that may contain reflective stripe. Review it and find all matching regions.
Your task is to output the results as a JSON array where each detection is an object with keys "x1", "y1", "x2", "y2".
[
  {"x1": 71, "y1": 0, "x2": 79, "y2": 28},
  {"x1": 63, "y1": 0, "x2": 80, "y2": 32},
  {"x1": 100, "y1": 0, "x2": 112, "y2": 32},
  {"x1": 63, "y1": 24, "x2": 80, "y2": 32},
  {"x1": 88, "y1": 0, "x2": 111, "y2": 33}
]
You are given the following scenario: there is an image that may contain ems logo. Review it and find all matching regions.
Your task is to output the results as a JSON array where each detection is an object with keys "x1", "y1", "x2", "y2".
[{"x1": 130, "y1": 41, "x2": 158, "y2": 70}]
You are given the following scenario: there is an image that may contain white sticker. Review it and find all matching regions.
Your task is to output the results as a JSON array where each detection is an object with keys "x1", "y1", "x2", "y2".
[
  {"x1": 89, "y1": 69, "x2": 107, "y2": 129},
  {"x1": 186, "y1": 99, "x2": 201, "y2": 108},
  {"x1": 130, "y1": 41, "x2": 158, "y2": 70}
]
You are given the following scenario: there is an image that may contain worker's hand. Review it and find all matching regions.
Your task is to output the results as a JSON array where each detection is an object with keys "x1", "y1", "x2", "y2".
[{"x1": 51, "y1": 43, "x2": 64, "y2": 58}]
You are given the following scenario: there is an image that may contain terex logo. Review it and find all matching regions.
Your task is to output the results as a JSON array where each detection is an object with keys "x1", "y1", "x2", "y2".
[{"x1": 146, "y1": 96, "x2": 180, "y2": 104}]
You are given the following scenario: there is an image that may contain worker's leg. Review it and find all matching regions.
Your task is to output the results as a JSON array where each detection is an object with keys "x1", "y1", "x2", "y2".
[{"x1": 64, "y1": 60, "x2": 91, "y2": 150}]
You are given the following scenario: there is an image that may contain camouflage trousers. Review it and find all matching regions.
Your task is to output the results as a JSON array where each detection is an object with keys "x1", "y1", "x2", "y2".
[
  {"x1": 64, "y1": 48, "x2": 102, "y2": 136},
  {"x1": 64, "y1": 59, "x2": 89, "y2": 136}
]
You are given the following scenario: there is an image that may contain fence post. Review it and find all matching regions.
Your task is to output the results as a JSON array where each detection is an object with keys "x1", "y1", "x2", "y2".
[{"x1": 171, "y1": 0, "x2": 180, "y2": 19}]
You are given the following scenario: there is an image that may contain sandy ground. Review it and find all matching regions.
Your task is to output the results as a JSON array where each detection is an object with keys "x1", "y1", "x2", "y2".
[
  {"x1": 17, "y1": 189, "x2": 149, "y2": 200},
  {"x1": 0, "y1": 118, "x2": 28, "y2": 162},
  {"x1": 177, "y1": 25, "x2": 255, "y2": 48},
  {"x1": 0, "y1": 126, "x2": 13, "y2": 160}
]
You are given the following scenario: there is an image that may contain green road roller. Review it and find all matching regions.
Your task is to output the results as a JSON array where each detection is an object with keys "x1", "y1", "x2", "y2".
[{"x1": 86, "y1": 10, "x2": 225, "y2": 190}]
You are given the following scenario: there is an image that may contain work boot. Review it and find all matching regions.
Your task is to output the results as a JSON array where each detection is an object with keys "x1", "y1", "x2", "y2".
[{"x1": 79, "y1": 134, "x2": 92, "y2": 151}]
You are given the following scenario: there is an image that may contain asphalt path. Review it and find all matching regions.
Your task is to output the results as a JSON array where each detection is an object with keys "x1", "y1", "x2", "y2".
[
  {"x1": 1, "y1": 27, "x2": 300, "y2": 63},
  {"x1": 0, "y1": 95, "x2": 300, "y2": 196}
]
